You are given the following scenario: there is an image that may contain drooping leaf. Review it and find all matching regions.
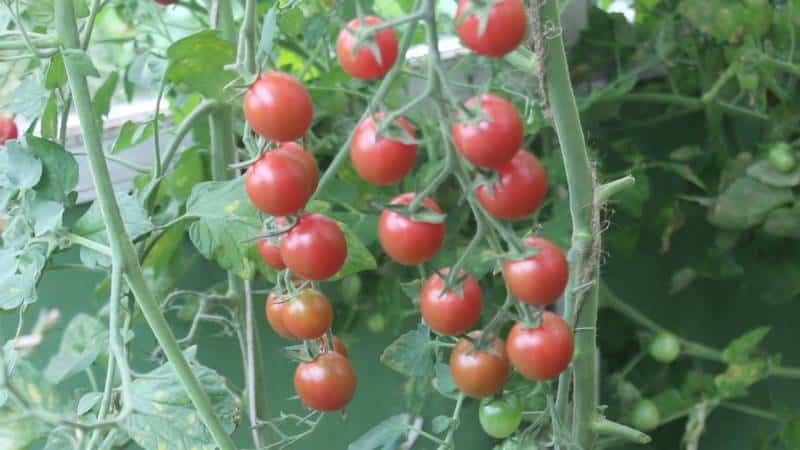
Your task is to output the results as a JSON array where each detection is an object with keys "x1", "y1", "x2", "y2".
[
  {"x1": 348, "y1": 414, "x2": 408, "y2": 450},
  {"x1": 111, "y1": 120, "x2": 156, "y2": 154},
  {"x1": 380, "y1": 324, "x2": 435, "y2": 377},
  {"x1": 45, "y1": 314, "x2": 108, "y2": 384}
]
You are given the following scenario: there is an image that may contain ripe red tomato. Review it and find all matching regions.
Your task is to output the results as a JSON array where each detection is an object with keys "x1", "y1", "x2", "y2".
[
  {"x1": 455, "y1": 0, "x2": 528, "y2": 57},
  {"x1": 337, "y1": 16, "x2": 399, "y2": 80},
  {"x1": 506, "y1": 312, "x2": 574, "y2": 380},
  {"x1": 281, "y1": 289, "x2": 334, "y2": 340},
  {"x1": 350, "y1": 113, "x2": 417, "y2": 185},
  {"x1": 503, "y1": 237, "x2": 568, "y2": 305},
  {"x1": 378, "y1": 193, "x2": 446, "y2": 265},
  {"x1": 0, "y1": 116, "x2": 18, "y2": 146},
  {"x1": 450, "y1": 333, "x2": 510, "y2": 397},
  {"x1": 476, "y1": 150, "x2": 548, "y2": 220},
  {"x1": 265, "y1": 293, "x2": 294, "y2": 338},
  {"x1": 244, "y1": 72, "x2": 313, "y2": 142},
  {"x1": 281, "y1": 214, "x2": 347, "y2": 280},
  {"x1": 155, "y1": 0, "x2": 176, "y2": 4},
  {"x1": 294, "y1": 352, "x2": 357, "y2": 411},
  {"x1": 420, "y1": 268, "x2": 483, "y2": 336},
  {"x1": 245, "y1": 149, "x2": 314, "y2": 216},
  {"x1": 452, "y1": 94, "x2": 523, "y2": 168},
  {"x1": 279, "y1": 142, "x2": 319, "y2": 188},
  {"x1": 257, "y1": 239, "x2": 285, "y2": 270}
]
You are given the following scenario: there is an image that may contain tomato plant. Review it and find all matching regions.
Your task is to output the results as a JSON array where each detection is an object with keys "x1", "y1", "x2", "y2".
[
  {"x1": 336, "y1": 16, "x2": 399, "y2": 80},
  {"x1": 419, "y1": 268, "x2": 483, "y2": 335},
  {"x1": 452, "y1": 94, "x2": 524, "y2": 168},
  {"x1": 450, "y1": 334, "x2": 510, "y2": 398},
  {"x1": 377, "y1": 193, "x2": 446, "y2": 265},
  {"x1": 350, "y1": 113, "x2": 417, "y2": 185},
  {"x1": 476, "y1": 150, "x2": 549, "y2": 220},
  {"x1": 506, "y1": 312, "x2": 574, "y2": 380},
  {"x1": 503, "y1": 237, "x2": 569, "y2": 305},
  {"x1": 479, "y1": 395, "x2": 523, "y2": 438},
  {"x1": 280, "y1": 213, "x2": 347, "y2": 280},
  {"x1": 244, "y1": 72, "x2": 314, "y2": 142},
  {"x1": 455, "y1": 0, "x2": 528, "y2": 57},
  {"x1": 244, "y1": 144, "x2": 317, "y2": 216},
  {"x1": 294, "y1": 352, "x2": 357, "y2": 412}
]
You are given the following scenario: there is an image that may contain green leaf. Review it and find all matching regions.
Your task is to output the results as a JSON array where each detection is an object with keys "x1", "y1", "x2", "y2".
[
  {"x1": 45, "y1": 314, "x2": 108, "y2": 384},
  {"x1": 348, "y1": 414, "x2": 408, "y2": 450},
  {"x1": 111, "y1": 120, "x2": 156, "y2": 154},
  {"x1": 2, "y1": 141, "x2": 43, "y2": 190},
  {"x1": 669, "y1": 267, "x2": 697, "y2": 294},
  {"x1": 722, "y1": 326, "x2": 771, "y2": 364},
  {"x1": 781, "y1": 417, "x2": 800, "y2": 450},
  {"x1": 26, "y1": 136, "x2": 79, "y2": 202},
  {"x1": 3, "y1": 79, "x2": 48, "y2": 120},
  {"x1": 94, "y1": 72, "x2": 119, "y2": 123},
  {"x1": 380, "y1": 324, "x2": 435, "y2": 377},
  {"x1": 61, "y1": 48, "x2": 100, "y2": 78},
  {"x1": 432, "y1": 363, "x2": 459, "y2": 399},
  {"x1": 76, "y1": 392, "x2": 102, "y2": 416},
  {"x1": 166, "y1": 31, "x2": 236, "y2": 100},
  {"x1": 708, "y1": 177, "x2": 793, "y2": 230},
  {"x1": 121, "y1": 348, "x2": 238, "y2": 450},
  {"x1": 43, "y1": 426, "x2": 80, "y2": 450},
  {"x1": 746, "y1": 160, "x2": 800, "y2": 187},
  {"x1": 257, "y1": 5, "x2": 278, "y2": 62},
  {"x1": 30, "y1": 199, "x2": 63, "y2": 236},
  {"x1": 45, "y1": 53, "x2": 67, "y2": 89},
  {"x1": 41, "y1": 94, "x2": 58, "y2": 140},
  {"x1": 432, "y1": 415, "x2": 453, "y2": 434},
  {"x1": 762, "y1": 208, "x2": 800, "y2": 239},
  {"x1": 0, "y1": 244, "x2": 47, "y2": 309},
  {"x1": 186, "y1": 179, "x2": 261, "y2": 280}
]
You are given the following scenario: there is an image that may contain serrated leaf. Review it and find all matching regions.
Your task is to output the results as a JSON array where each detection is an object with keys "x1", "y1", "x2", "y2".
[
  {"x1": 722, "y1": 326, "x2": 771, "y2": 364},
  {"x1": 166, "y1": 30, "x2": 236, "y2": 100},
  {"x1": 708, "y1": 177, "x2": 792, "y2": 230},
  {"x1": 432, "y1": 415, "x2": 453, "y2": 434},
  {"x1": 746, "y1": 160, "x2": 800, "y2": 187},
  {"x1": 76, "y1": 392, "x2": 102, "y2": 416},
  {"x1": 380, "y1": 324, "x2": 435, "y2": 377},
  {"x1": 62, "y1": 48, "x2": 100, "y2": 78},
  {"x1": 348, "y1": 414, "x2": 407, "y2": 450},
  {"x1": 121, "y1": 349, "x2": 238, "y2": 450},
  {"x1": 45, "y1": 314, "x2": 108, "y2": 384},
  {"x1": 111, "y1": 120, "x2": 155, "y2": 154}
]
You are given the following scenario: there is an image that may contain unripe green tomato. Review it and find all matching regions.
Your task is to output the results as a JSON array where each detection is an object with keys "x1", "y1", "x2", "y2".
[
  {"x1": 768, "y1": 143, "x2": 796, "y2": 173},
  {"x1": 339, "y1": 275, "x2": 362, "y2": 300},
  {"x1": 366, "y1": 313, "x2": 385, "y2": 333},
  {"x1": 479, "y1": 396, "x2": 523, "y2": 439},
  {"x1": 630, "y1": 399, "x2": 660, "y2": 431},
  {"x1": 649, "y1": 332, "x2": 681, "y2": 364},
  {"x1": 737, "y1": 71, "x2": 759, "y2": 92}
]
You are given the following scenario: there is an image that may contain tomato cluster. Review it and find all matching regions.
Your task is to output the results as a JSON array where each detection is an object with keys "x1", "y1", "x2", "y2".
[{"x1": 0, "y1": 115, "x2": 18, "y2": 146}]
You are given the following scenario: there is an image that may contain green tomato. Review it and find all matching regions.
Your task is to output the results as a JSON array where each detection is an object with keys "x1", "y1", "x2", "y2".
[
  {"x1": 339, "y1": 275, "x2": 362, "y2": 300},
  {"x1": 480, "y1": 396, "x2": 523, "y2": 439},
  {"x1": 366, "y1": 313, "x2": 385, "y2": 333},
  {"x1": 737, "y1": 71, "x2": 759, "y2": 92},
  {"x1": 630, "y1": 399, "x2": 660, "y2": 431},
  {"x1": 768, "y1": 142, "x2": 796, "y2": 173},
  {"x1": 649, "y1": 332, "x2": 681, "y2": 364}
]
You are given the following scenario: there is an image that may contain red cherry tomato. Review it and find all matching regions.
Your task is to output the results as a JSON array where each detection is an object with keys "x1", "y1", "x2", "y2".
[
  {"x1": 281, "y1": 289, "x2": 334, "y2": 340},
  {"x1": 503, "y1": 237, "x2": 568, "y2": 305},
  {"x1": 0, "y1": 116, "x2": 18, "y2": 146},
  {"x1": 321, "y1": 335, "x2": 350, "y2": 358},
  {"x1": 281, "y1": 214, "x2": 347, "y2": 280},
  {"x1": 337, "y1": 16, "x2": 399, "y2": 80},
  {"x1": 476, "y1": 150, "x2": 548, "y2": 220},
  {"x1": 452, "y1": 94, "x2": 523, "y2": 168},
  {"x1": 155, "y1": 0, "x2": 176, "y2": 4},
  {"x1": 245, "y1": 149, "x2": 314, "y2": 216},
  {"x1": 257, "y1": 240, "x2": 285, "y2": 270},
  {"x1": 420, "y1": 268, "x2": 483, "y2": 335},
  {"x1": 378, "y1": 193, "x2": 446, "y2": 265},
  {"x1": 506, "y1": 312, "x2": 574, "y2": 380},
  {"x1": 350, "y1": 113, "x2": 417, "y2": 185},
  {"x1": 244, "y1": 72, "x2": 313, "y2": 142},
  {"x1": 455, "y1": 0, "x2": 528, "y2": 57},
  {"x1": 450, "y1": 332, "x2": 510, "y2": 397},
  {"x1": 294, "y1": 352, "x2": 357, "y2": 411},
  {"x1": 265, "y1": 293, "x2": 294, "y2": 338},
  {"x1": 278, "y1": 142, "x2": 319, "y2": 188}
]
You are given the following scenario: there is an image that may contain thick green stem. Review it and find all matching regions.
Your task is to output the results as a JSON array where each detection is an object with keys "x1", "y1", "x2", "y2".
[
  {"x1": 539, "y1": 1, "x2": 599, "y2": 447},
  {"x1": 54, "y1": 2, "x2": 236, "y2": 449}
]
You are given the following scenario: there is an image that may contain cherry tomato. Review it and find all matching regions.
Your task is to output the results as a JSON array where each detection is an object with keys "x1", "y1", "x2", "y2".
[
  {"x1": 294, "y1": 352, "x2": 357, "y2": 411},
  {"x1": 450, "y1": 332, "x2": 510, "y2": 397},
  {"x1": 265, "y1": 293, "x2": 294, "y2": 338},
  {"x1": 155, "y1": 0, "x2": 176, "y2": 4},
  {"x1": 244, "y1": 72, "x2": 313, "y2": 142},
  {"x1": 279, "y1": 142, "x2": 319, "y2": 188},
  {"x1": 0, "y1": 116, "x2": 18, "y2": 146},
  {"x1": 455, "y1": 0, "x2": 528, "y2": 57},
  {"x1": 378, "y1": 193, "x2": 446, "y2": 265},
  {"x1": 768, "y1": 142, "x2": 796, "y2": 173},
  {"x1": 245, "y1": 150, "x2": 314, "y2": 216},
  {"x1": 649, "y1": 332, "x2": 681, "y2": 364},
  {"x1": 630, "y1": 399, "x2": 660, "y2": 431},
  {"x1": 321, "y1": 334, "x2": 350, "y2": 358},
  {"x1": 350, "y1": 113, "x2": 417, "y2": 185},
  {"x1": 281, "y1": 213, "x2": 347, "y2": 280},
  {"x1": 420, "y1": 268, "x2": 483, "y2": 336},
  {"x1": 479, "y1": 396, "x2": 523, "y2": 439},
  {"x1": 506, "y1": 312, "x2": 574, "y2": 380},
  {"x1": 503, "y1": 237, "x2": 568, "y2": 305},
  {"x1": 339, "y1": 275, "x2": 362, "y2": 300},
  {"x1": 337, "y1": 16, "x2": 399, "y2": 80},
  {"x1": 476, "y1": 150, "x2": 548, "y2": 220},
  {"x1": 452, "y1": 94, "x2": 523, "y2": 168},
  {"x1": 281, "y1": 289, "x2": 334, "y2": 340},
  {"x1": 257, "y1": 239, "x2": 285, "y2": 270}
]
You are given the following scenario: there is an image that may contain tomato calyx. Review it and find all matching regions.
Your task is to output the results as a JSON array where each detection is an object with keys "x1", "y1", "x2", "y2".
[
  {"x1": 454, "y1": 2, "x2": 493, "y2": 38},
  {"x1": 377, "y1": 202, "x2": 448, "y2": 224},
  {"x1": 372, "y1": 114, "x2": 418, "y2": 145}
]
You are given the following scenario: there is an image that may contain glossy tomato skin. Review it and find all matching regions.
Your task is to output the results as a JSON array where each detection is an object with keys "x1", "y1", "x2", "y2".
[
  {"x1": 281, "y1": 289, "x2": 334, "y2": 340},
  {"x1": 476, "y1": 150, "x2": 548, "y2": 220},
  {"x1": 455, "y1": 0, "x2": 528, "y2": 57},
  {"x1": 257, "y1": 240, "x2": 285, "y2": 270},
  {"x1": 281, "y1": 214, "x2": 347, "y2": 280},
  {"x1": 420, "y1": 269, "x2": 483, "y2": 335},
  {"x1": 337, "y1": 16, "x2": 399, "y2": 80},
  {"x1": 350, "y1": 113, "x2": 417, "y2": 185},
  {"x1": 503, "y1": 237, "x2": 568, "y2": 305},
  {"x1": 506, "y1": 312, "x2": 574, "y2": 380},
  {"x1": 279, "y1": 142, "x2": 319, "y2": 188},
  {"x1": 378, "y1": 193, "x2": 446, "y2": 265},
  {"x1": 0, "y1": 116, "x2": 18, "y2": 146},
  {"x1": 244, "y1": 72, "x2": 313, "y2": 142},
  {"x1": 265, "y1": 293, "x2": 294, "y2": 338},
  {"x1": 453, "y1": 95, "x2": 523, "y2": 168},
  {"x1": 450, "y1": 333, "x2": 510, "y2": 397},
  {"x1": 295, "y1": 352, "x2": 357, "y2": 411},
  {"x1": 479, "y1": 396, "x2": 523, "y2": 439},
  {"x1": 245, "y1": 150, "x2": 314, "y2": 216}
]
